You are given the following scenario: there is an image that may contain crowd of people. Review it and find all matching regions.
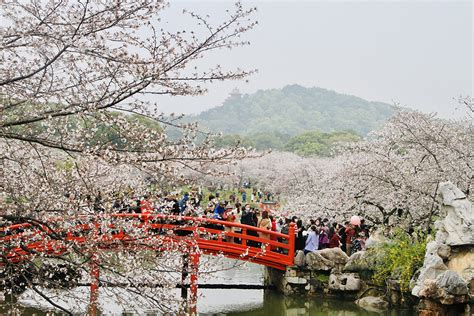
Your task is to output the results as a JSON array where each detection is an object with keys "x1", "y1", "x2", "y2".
[
  {"x1": 294, "y1": 217, "x2": 370, "y2": 256},
  {"x1": 107, "y1": 190, "x2": 369, "y2": 257}
]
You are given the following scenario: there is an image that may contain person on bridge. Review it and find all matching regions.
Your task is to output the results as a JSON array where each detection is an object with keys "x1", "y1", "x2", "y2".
[
  {"x1": 257, "y1": 210, "x2": 271, "y2": 241},
  {"x1": 178, "y1": 192, "x2": 189, "y2": 214},
  {"x1": 241, "y1": 204, "x2": 259, "y2": 247},
  {"x1": 223, "y1": 204, "x2": 236, "y2": 243},
  {"x1": 269, "y1": 215, "x2": 278, "y2": 251},
  {"x1": 213, "y1": 202, "x2": 225, "y2": 220},
  {"x1": 240, "y1": 204, "x2": 254, "y2": 226}
]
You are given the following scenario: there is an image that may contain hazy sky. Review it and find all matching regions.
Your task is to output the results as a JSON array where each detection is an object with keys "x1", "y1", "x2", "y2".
[{"x1": 156, "y1": 0, "x2": 473, "y2": 118}]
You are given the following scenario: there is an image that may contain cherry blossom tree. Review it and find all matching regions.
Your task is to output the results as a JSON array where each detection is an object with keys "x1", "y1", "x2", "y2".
[
  {"x1": 1, "y1": 0, "x2": 256, "y2": 217},
  {"x1": 1, "y1": 0, "x2": 257, "y2": 313},
  {"x1": 228, "y1": 108, "x2": 473, "y2": 229},
  {"x1": 336, "y1": 109, "x2": 473, "y2": 228}
]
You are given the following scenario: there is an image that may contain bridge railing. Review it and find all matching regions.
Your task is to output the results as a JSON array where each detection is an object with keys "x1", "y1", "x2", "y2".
[{"x1": 1, "y1": 213, "x2": 296, "y2": 269}]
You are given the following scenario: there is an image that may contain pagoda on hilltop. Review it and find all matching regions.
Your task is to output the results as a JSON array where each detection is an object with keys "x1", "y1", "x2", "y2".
[{"x1": 225, "y1": 88, "x2": 242, "y2": 103}]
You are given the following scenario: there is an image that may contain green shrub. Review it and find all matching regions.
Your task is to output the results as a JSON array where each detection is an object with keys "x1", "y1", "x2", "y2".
[
  {"x1": 312, "y1": 272, "x2": 329, "y2": 283},
  {"x1": 372, "y1": 229, "x2": 428, "y2": 292}
]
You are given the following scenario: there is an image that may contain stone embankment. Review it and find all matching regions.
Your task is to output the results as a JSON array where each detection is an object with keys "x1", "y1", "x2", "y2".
[
  {"x1": 265, "y1": 181, "x2": 473, "y2": 315},
  {"x1": 265, "y1": 244, "x2": 386, "y2": 311},
  {"x1": 265, "y1": 247, "x2": 360, "y2": 296}
]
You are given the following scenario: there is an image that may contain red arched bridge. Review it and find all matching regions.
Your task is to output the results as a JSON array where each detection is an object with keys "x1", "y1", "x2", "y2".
[{"x1": 1, "y1": 214, "x2": 296, "y2": 314}]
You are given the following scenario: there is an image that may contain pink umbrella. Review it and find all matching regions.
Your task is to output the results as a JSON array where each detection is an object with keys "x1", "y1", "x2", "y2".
[{"x1": 350, "y1": 215, "x2": 361, "y2": 226}]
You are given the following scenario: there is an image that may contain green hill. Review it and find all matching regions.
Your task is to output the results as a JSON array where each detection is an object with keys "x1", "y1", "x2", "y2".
[
  {"x1": 191, "y1": 84, "x2": 395, "y2": 137},
  {"x1": 214, "y1": 130, "x2": 362, "y2": 156}
]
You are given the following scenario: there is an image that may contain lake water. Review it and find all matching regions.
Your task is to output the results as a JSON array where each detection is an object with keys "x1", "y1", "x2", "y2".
[{"x1": 1, "y1": 257, "x2": 415, "y2": 315}]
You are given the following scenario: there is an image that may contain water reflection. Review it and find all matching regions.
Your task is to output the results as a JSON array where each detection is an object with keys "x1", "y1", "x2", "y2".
[
  {"x1": 1, "y1": 258, "x2": 415, "y2": 315},
  {"x1": 222, "y1": 291, "x2": 415, "y2": 316},
  {"x1": 1, "y1": 290, "x2": 415, "y2": 316},
  {"x1": 0, "y1": 290, "x2": 415, "y2": 316}
]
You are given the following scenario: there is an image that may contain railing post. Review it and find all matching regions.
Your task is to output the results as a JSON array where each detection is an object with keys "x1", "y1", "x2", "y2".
[
  {"x1": 241, "y1": 228, "x2": 247, "y2": 247},
  {"x1": 189, "y1": 250, "x2": 200, "y2": 315},
  {"x1": 89, "y1": 254, "x2": 100, "y2": 316},
  {"x1": 181, "y1": 253, "x2": 189, "y2": 300},
  {"x1": 288, "y1": 223, "x2": 296, "y2": 265}
]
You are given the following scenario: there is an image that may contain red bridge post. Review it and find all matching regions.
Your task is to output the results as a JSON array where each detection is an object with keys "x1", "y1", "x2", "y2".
[
  {"x1": 1, "y1": 214, "x2": 298, "y2": 314},
  {"x1": 89, "y1": 254, "x2": 100, "y2": 316},
  {"x1": 181, "y1": 253, "x2": 189, "y2": 299},
  {"x1": 189, "y1": 250, "x2": 200, "y2": 315},
  {"x1": 288, "y1": 222, "x2": 296, "y2": 265}
]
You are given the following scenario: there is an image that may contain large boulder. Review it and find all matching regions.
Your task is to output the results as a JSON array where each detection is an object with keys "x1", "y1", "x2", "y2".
[
  {"x1": 418, "y1": 271, "x2": 469, "y2": 305},
  {"x1": 294, "y1": 250, "x2": 305, "y2": 267},
  {"x1": 437, "y1": 244, "x2": 451, "y2": 260},
  {"x1": 305, "y1": 248, "x2": 349, "y2": 272},
  {"x1": 355, "y1": 296, "x2": 388, "y2": 312},
  {"x1": 305, "y1": 252, "x2": 333, "y2": 271},
  {"x1": 412, "y1": 241, "x2": 449, "y2": 297},
  {"x1": 318, "y1": 247, "x2": 349, "y2": 265},
  {"x1": 328, "y1": 272, "x2": 360, "y2": 291},
  {"x1": 344, "y1": 250, "x2": 374, "y2": 272},
  {"x1": 435, "y1": 182, "x2": 473, "y2": 246},
  {"x1": 436, "y1": 270, "x2": 469, "y2": 297},
  {"x1": 448, "y1": 247, "x2": 474, "y2": 298}
]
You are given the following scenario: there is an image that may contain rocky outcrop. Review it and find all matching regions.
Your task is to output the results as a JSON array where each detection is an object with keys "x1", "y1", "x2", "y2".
[
  {"x1": 355, "y1": 296, "x2": 388, "y2": 312},
  {"x1": 328, "y1": 272, "x2": 360, "y2": 291},
  {"x1": 437, "y1": 244, "x2": 451, "y2": 260},
  {"x1": 318, "y1": 248, "x2": 349, "y2": 269},
  {"x1": 305, "y1": 248, "x2": 349, "y2": 272},
  {"x1": 448, "y1": 248, "x2": 474, "y2": 300},
  {"x1": 305, "y1": 252, "x2": 333, "y2": 271},
  {"x1": 435, "y1": 271, "x2": 469, "y2": 304},
  {"x1": 412, "y1": 241, "x2": 449, "y2": 297},
  {"x1": 294, "y1": 250, "x2": 305, "y2": 267},
  {"x1": 417, "y1": 271, "x2": 469, "y2": 305},
  {"x1": 434, "y1": 182, "x2": 473, "y2": 246},
  {"x1": 269, "y1": 249, "x2": 355, "y2": 296},
  {"x1": 412, "y1": 181, "x2": 473, "y2": 306},
  {"x1": 344, "y1": 251, "x2": 372, "y2": 272}
]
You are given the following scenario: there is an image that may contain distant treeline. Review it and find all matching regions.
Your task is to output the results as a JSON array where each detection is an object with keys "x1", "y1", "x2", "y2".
[{"x1": 214, "y1": 130, "x2": 361, "y2": 156}]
